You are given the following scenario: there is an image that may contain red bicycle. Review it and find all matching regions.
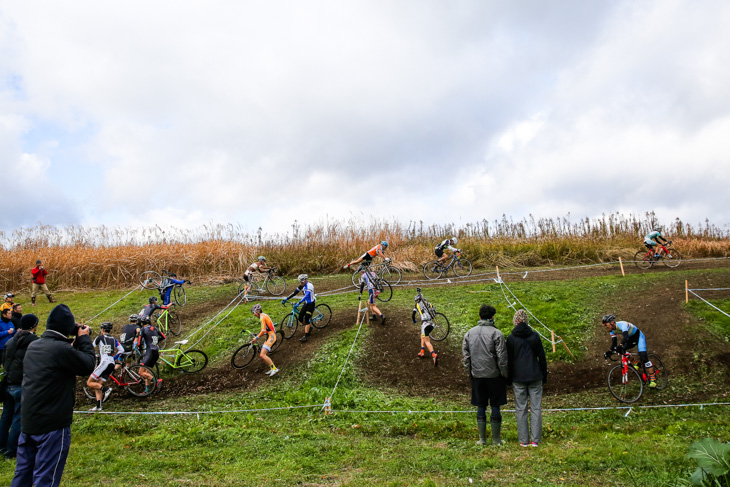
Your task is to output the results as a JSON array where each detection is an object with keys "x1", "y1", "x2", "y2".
[
  {"x1": 605, "y1": 351, "x2": 668, "y2": 403},
  {"x1": 634, "y1": 241, "x2": 681, "y2": 269},
  {"x1": 83, "y1": 354, "x2": 158, "y2": 401}
]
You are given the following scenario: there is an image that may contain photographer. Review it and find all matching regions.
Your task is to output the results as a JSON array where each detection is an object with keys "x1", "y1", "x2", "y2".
[
  {"x1": 31, "y1": 259, "x2": 56, "y2": 305},
  {"x1": 11, "y1": 304, "x2": 95, "y2": 487}
]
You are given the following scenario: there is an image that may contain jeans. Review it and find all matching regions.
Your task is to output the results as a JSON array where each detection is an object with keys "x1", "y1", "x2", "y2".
[
  {"x1": 0, "y1": 385, "x2": 22, "y2": 456},
  {"x1": 513, "y1": 380, "x2": 543, "y2": 444},
  {"x1": 12, "y1": 427, "x2": 71, "y2": 487}
]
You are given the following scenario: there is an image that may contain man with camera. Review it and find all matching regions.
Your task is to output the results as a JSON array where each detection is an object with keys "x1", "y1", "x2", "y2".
[
  {"x1": 31, "y1": 259, "x2": 56, "y2": 305},
  {"x1": 11, "y1": 304, "x2": 95, "y2": 487}
]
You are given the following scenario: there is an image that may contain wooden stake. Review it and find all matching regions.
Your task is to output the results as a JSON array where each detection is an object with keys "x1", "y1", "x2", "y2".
[
  {"x1": 619, "y1": 257, "x2": 625, "y2": 277},
  {"x1": 685, "y1": 280, "x2": 689, "y2": 304},
  {"x1": 551, "y1": 330, "x2": 556, "y2": 353},
  {"x1": 323, "y1": 397, "x2": 332, "y2": 415},
  {"x1": 496, "y1": 265, "x2": 500, "y2": 281},
  {"x1": 558, "y1": 336, "x2": 575, "y2": 359}
]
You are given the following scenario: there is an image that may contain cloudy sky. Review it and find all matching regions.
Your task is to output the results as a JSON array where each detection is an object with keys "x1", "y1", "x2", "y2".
[{"x1": 1, "y1": 0, "x2": 729, "y2": 236}]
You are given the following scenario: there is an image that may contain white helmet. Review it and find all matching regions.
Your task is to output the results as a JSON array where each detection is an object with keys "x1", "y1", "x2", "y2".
[
  {"x1": 451, "y1": 237, "x2": 458, "y2": 245},
  {"x1": 298, "y1": 274, "x2": 308, "y2": 282}
]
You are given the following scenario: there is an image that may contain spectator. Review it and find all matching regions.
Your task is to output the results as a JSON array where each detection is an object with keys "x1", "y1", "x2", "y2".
[
  {"x1": 1, "y1": 293, "x2": 15, "y2": 313},
  {"x1": 462, "y1": 304, "x2": 508, "y2": 446},
  {"x1": 0, "y1": 314, "x2": 40, "y2": 459},
  {"x1": 0, "y1": 307, "x2": 16, "y2": 364},
  {"x1": 11, "y1": 304, "x2": 22, "y2": 328},
  {"x1": 11, "y1": 304, "x2": 94, "y2": 487},
  {"x1": 31, "y1": 260, "x2": 55, "y2": 305},
  {"x1": 506, "y1": 309, "x2": 548, "y2": 448}
]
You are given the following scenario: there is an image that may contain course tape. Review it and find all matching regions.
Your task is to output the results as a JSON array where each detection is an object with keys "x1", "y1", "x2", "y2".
[
  {"x1": 74, "y1": 404, "x2": 322, "y2": 415},
  {"x1": 687, "y1": 290, "x2": 730, "y2": 319},
  {"x1": 84, "y1": 285, "x2": 142, "y2": 324}
]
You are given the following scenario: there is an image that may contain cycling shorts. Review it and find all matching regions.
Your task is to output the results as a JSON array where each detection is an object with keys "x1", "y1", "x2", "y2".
[
  {"x1": 644, "y1": 239, "x2": 657, "y2": 248},
  {"x1": 421, "y1": 321, "x2": 434, "y2": 338},
  {"x1": 140, "y1": 349, "x2": 160, "y2": 368},
  {"x1": 262, "y1": 333, "x2": 276, "y2": 352},
  {"x1": 368, "y1": 288, "x2": 380, "y2": 304},
  {"x1": 361, "y1": 253, "x2": 373, "y2": 263},
  {"x1": 243, "y1": 273, "x2": 250, "y2": 282},
  {"x1": 91, "y1": 358, "x2": 115, "y2": 382},
  {"x1": 298, "y1": 302, "x2": 315, "y2": 324},
  {"x1": 622, "y1": 331, "x2": 647, "y2": 354},
  {"x1": 434, "y1": 247, "x2": 444, "y2": 258}
]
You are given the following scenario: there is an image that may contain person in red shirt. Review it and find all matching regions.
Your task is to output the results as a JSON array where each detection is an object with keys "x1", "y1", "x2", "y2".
[{"x1": 30, "y1": 260, "x2": 55, "y2": 306}]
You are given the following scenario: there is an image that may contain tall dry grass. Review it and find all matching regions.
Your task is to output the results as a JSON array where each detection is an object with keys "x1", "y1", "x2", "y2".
[{"x1": 1, "y1": 212, "x2": 729, "y2": 291}]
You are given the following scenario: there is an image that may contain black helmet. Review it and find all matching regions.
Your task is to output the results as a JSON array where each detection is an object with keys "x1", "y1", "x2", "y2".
[
  {"x1": 129, "y1": 314, "x2": 139, "y2": 322},
  {"x1": 149, "y1": 296, "x2": 158, "y2": 304},
  {"x1": 101, "y1": 322, "x2": 113, "y2": 332},
  {"x1": 602, "y1": 314, "x2": 616, "y2": 324}
]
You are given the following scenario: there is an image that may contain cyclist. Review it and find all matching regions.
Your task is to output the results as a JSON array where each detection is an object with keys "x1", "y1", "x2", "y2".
[
  {"x1": 344, "y1": 241, "x2": 389, "y2": 269},
  {"x1": 601, "y1": 314, "x2": 657, "y2": 388},
  {"x1": 435, "y1": 237, "x2": 460, "y2": 265},
  {"x1": 138, "y1": 296, "x2": 171, "y2": 329},
  {"x1": 119, "y1": 314, "x2": 141, "y2": 353},
  {"x1": 159, "y1": 272, "x2": 188, "y2": 306},
  {"x1": 250, "y1": 304, "x2": 279, "y2": 377},
  {"x1": 643, "y1": 226, "x2": 670, "y2": 259},
  {"x1": 242, "y1": 256, "x2": 273, "y2": 298},
  {"x1": 282, "y1": 274, "x2": 316, "y2": 342},
  {"x1": 412, "y1": 288, "x2": 437, "y2": 365},
  {"x1": 87, "y1": 322, "x2": 124, "y2": 411},
  {"x1": 358, "y1": 267, "x2": 386, "y2": 325},
  {"x1": 135, "y1": 320, "x2": 166, "y2": 393}
]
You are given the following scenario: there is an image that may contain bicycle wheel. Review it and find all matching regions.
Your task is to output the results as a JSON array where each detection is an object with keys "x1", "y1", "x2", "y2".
[
  {"x1": 634, "y1": 251, "x2": 654, "y2": 269},
  {"x1": 231, "y1": 344, "x2": 257, "y2": 369},
  {"x1": 380, "y1": 266, "x2": 402, "y2": 285},
  {"x1": 452, "y1": 258, "x2": 473, "y2": 277},
  {"x1": 279, "y1": 312, "x2": 298, "y2": 339},
  {"x1": 607, "y1": 364, "x2": 643, "y2": 403},
  {"x1": 648, "y1": 353, "x2": 669, "y2": 390},
  {"x1": 423, "y1": 261, "x2": 444, "y2": 280},
  {"x1": 376, "y1": 280, "x2": 392, "y2": 302},
  {"x1": 266, "y1": 276, "x2": 286, "y2": 295},
  {"x1": 237, "y1": 281, "x2": 247, "y2": 297},
  {"x1": 82, "y1": 383, "x2": 96, "y2": 401},
  {"x1": 428, "y1": 313, "x2": 450, "y2": 342},
  {"x1": 125, "y1": 365, "x2": 156, "y2": 397},
  {"x1": 270, "y1": 330, "x2": 285, "y2": 354},
  {"x1": 662, "y1": 249, "x2": 681, "y2": 268},
  {"x1": 176, "y1": 349, "x2": 208, "y2": 374},
  {"x1": 311, "y1": 303, "x2": 332, "y2": 329},
  {"x1": 173, "y1": 285, "x2": 187, "y2": 306},
  {"x1": 167, "y1": 310, "x2": 182, "y2": 336},
  {"x1": 140, "y1": 271, "x2": 162, "y2": 290},
  {"x1": 351, "y1": 271, "x2": 362, "y2": 287}
]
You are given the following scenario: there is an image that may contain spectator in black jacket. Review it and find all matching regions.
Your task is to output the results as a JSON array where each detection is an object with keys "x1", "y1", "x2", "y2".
[
  {"x1": 0, "y1": 314, "x2": 40, "y2": 459},
  {"x1": 10, "y1": 304, "x2": 22, "y2": 329},
  {"x1": 10, "y1": 304, "x2": 94, "y2": 487},
  {"x1": 506, "y1": 309, "x2": 548, "y2": 448}
]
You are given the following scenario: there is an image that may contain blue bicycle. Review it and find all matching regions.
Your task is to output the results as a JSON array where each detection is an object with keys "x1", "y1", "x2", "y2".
[{"x1": 278, "y1": 301, "x2": 332, "y2": 339}]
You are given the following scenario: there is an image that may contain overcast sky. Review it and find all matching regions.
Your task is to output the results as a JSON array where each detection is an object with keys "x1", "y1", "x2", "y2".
[{"x1": 1, "y1": 0, "x2": 729, "y2": 236}]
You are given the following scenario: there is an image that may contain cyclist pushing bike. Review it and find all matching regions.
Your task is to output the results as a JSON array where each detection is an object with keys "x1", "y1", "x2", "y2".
[
  {"x1": 435, "y1": 237, "x2": 460, "y2": 265},
  {"x1": 159, "y1": 272, "x2": 189, "y2": 306},
  {"x1": 601, "y1": 314, "x2": 657, "y2": 388},
  {"x1": 242, "y1": 256, "x2": 272, "y2": 299},
  {"x1": 358, "y1": 267, "x2": 386, "y2": 325},
  {"x1": 250, "y1": 304, "x2": 279, "y2": 377},
  {"x1": 344, "y1": 241, "x2": 389, "y2": 269},
  {"x1": 413, "y1": 288, "x2": 437, "y2": 365},
  {"x1": 643, "y1": 226, "x2": 669, "y2": 259},
  {"x1": 282, "y1": 274, "x2": 316, "y2": 342},
  {"x1": 87, "y1": 322, "x2": 125, "y2": 411},
  {"x1": 135, "y1": 320, "x2": 166, "y2": 393}
]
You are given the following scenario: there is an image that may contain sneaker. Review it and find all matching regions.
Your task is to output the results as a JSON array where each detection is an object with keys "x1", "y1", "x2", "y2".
[
  {"x1": 432, "y1": 353, "x2": 438, "y2": 366},
  {"x1": 380, "y1": 315, "x2": 387, "y2": 326},
  {"x1": 520, "y1": 443, "x2": 530, "y2": 447},
  {"x1": 530, "y1": 442, "x2": 539, "y2": 447},
  {"x1": 299, "y1": 335, "x2": 308, "y2": 343},
  {"x1": 269, "y1": 368, "x2": 279, "y2": 377},
  {"x1": 103, "y1": 387, "x2": 112, "y2": 402},
  {"x1": 156, "y1": 379, "x2": 163, "y2": 391},
  {"x1": 144, "y1": 386, "x2": 153, "y2": 394},
  {"x1": 649, "y1": 380, "x2": 657, "y2": 388},
  {"x1": 417, "y1": 350, "x2": 425, "y2": 358},
  {"x1": 89, "y1": 406, "x2": 101, "y2": 412}
]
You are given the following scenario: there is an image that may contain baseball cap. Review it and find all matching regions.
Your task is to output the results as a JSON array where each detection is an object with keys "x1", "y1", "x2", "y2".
[{"x1": 5, "y1": 293, "x2": 14, "y2": 299}]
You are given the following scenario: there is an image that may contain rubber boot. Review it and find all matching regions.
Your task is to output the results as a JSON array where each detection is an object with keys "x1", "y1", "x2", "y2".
[
  {"x1": 491, "y1": 419, "x2": 503, "y2": 446},
  {"x1": 476, "y1": 420, "x2": 487, "y2": 445},
  {"x1": 31, "y1": 296, "x2": 36, "y2": 306}
]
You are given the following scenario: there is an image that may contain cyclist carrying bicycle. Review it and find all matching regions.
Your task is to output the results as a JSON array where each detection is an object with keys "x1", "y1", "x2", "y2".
[
  {"x1": 344, "y1": 241, "x2": 389, "y2": 269},
  {"x1": 601, "y1": 314, "x2": 657, "y2": 388},
  {"x1": 282, "y1": 274, "x2": 316, "y2": 342},
  {"x1": 358, "y1": 268, "x2": 386, "y2": 325},
  {"x1": 87, "y1": 322, "x2": 124, "y2": 411},
  {"x1": 412, "y1": 288, "x2": 437, "y2": 365},
  {"x1": 250, "y1": 304, "x2": 279, "y2": 377},
  {"x1": 435, "y1": 237, "x2": 460, "y2": 264},
  {"x1": 643, "y1": 226, "x2": 669, "y2": 259},
  {"x1": 135, "y1": 321, "x2": 166, "y2": 393},
  {"x1": 139, "y1": 296, "x2": 171, "y2": 328},
  {"x1": 159, "y1": 272, "x2": 189, "y2": 306},
  {"x1": 242, "y1": 256, "x2": 272, "y2": 298}
]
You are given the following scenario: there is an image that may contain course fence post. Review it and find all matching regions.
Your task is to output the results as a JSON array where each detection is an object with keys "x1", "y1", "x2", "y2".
[
  {"x1": 619, "y1": 257, "x2": 625, "y2": 277},
  {"x1": 551, "y1": 331, "x2": 556, "y2": 353},
  {"x1": 686, "y1": 280, "x2": 689, "y2": 304}
]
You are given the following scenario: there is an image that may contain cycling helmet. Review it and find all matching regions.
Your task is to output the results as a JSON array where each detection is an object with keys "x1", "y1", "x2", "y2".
[
  {"x1": 100, "y1": 322, "x2": 113, "y2": 332},
  {"x1": 258, "y1": 256, "x2": 266, "y2": 261},
  {"x1": 140, "y1": 316, "x2": 151, "y2": 324},
  {"x1": 169, "y1": 272, "x2": 177, "y2": 277},
  {"x1": 129, "y1": 314, "x2": 139, "y2": 322},
  {"x1": 381, "y1": 241, "x2": 388, "y2": 248},
  {"x1": 384, "y1": 257, "x2": 391, "y2": 263},
  {"x1": 653, "y1": 225, "x2": 662, "y2": 232},
  {"x1": 451, "y1": 237, "x2": 458, "y2": 245},
  {"x1": 601, "y1": 313, "x2": 616, "y2": 324},
  {"x1": 149, "y1": 296, "x2": 158, "y2": 304},
  {"x1": 251, "y1": 304, "x2": 262, "y2": 314},
  {"x1": 298, "y1": 274, "x2": 308, "y2": 282}
]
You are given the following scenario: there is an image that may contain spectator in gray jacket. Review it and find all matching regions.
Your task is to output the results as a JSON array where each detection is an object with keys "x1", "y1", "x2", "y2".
[
  {"x1": 462, "y1": 304, "x2": 508, "y2": 446},
  {"x1": 506, "y1": 309, "x2": 547, "y2": 448}
]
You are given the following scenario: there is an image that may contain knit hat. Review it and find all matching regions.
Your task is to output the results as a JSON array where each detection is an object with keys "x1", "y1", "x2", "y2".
[
  {"x1": 513, "y1": 309, "x2": 528, "y2": 326},
  {"x1": 46, "y1": 304, "x2": 76, "y2": 336},
  {"x1": 20, "y1": 313, "x2": 39, "y2": 330}
]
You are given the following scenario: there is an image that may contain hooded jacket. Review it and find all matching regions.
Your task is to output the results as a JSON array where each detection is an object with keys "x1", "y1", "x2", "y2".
[
  {"x1": 0, "y1": 316, "x2": 15, "y2": 350},
  {"x1": 3, "y1": 329, "x2": 40, "y2": 385},
  {"x1": 462, "y1": 319, "x2": 508, "y2": 379},
  {"x1": 21, "y1": 304, "x2": 95, "y2": 435},
  {"x1": 506, "y1": 321, "x2": 548, "y2": 384}
]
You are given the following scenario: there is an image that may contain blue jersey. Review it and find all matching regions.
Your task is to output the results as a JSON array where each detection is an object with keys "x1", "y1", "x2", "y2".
[
  {"x1": 609, "y1": 321, "x2": 638, "y2": 339},
  {"x1": 293, "y1": 282, "x2": 315, "y2": 305}
]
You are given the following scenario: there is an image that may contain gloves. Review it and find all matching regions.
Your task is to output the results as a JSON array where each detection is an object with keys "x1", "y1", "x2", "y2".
[
  {"x1": 281, "y1": 299, "x2": 287, "y2": 305},
  {"x1": 185, "y1": 280, "x2": 191, "y2": 284},
  {"x1": 604, "y1": 351, "x2": 612, "y2": 360}
]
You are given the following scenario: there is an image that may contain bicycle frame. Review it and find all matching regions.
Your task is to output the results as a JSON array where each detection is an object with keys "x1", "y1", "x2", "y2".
[{"x1": 286, "y1": 302, "x2": 326, "y2": 325}]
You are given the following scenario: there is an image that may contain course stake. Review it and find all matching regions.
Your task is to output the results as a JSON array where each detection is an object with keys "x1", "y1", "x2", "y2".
[
  {"x1": 685, "y1": 280, "x2": 689, "y2": 304},
  {"x1": 323, "y1": 397, "x2": 332, "y2": 415},
  {"x1": 619, "y1": 257, "x2": 625, "y2": 277},
  {"x1": 551, "y1": 331, "x2": 556, "y2": 353}
]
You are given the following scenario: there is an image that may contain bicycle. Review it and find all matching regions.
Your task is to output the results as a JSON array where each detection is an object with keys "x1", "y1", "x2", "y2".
[
  {"x1": 82, "y1": 353, "x2": 158, "y2": 400},
  {"x1": 423, "y1": 252, "x2": 473, "y2": 280},
  {"x1": 153, "y1": 340, "x2": 208, "y2": 374},
  {"x1": 350, "y1": 259, "x2": 402, "y2": 287},
  {"x1": 230, "y1": 330, "x2": 284, "y2": 369},
  {"x1": 413, "y1": 290, "x2": 451, "y2": 341},
  {"x1": 278, "y1": 301, "x2": 333, "y2": 339},
  {"x1": 633, "y1": 241, "x2": 681, "y2": 269},
  {"x1": 238, "y1": 268, "x2": 287, "y2": 297},
  {"x1": 605, "y1": 351, "x2": 668, "y2": 403},
  {"x1": 151, "y1": 304, "x2": 182, "y2": 336},
  {"x1": 139, "y1": 269, "x2": 189, "y2": 306}
]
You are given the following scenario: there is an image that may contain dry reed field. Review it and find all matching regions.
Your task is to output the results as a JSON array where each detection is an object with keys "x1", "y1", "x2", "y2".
[{"x1": 1, "y1": 212, "x2": 729, "y2": 291}]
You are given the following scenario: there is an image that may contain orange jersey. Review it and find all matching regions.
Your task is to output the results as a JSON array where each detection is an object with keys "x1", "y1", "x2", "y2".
[
  {"x1": 258, "y1": 313, "x2": 276, "y2": 337},
  {"x1": 367, "y1": 244, "x2": 383, "y2": 257}
]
